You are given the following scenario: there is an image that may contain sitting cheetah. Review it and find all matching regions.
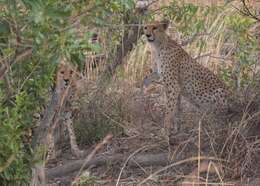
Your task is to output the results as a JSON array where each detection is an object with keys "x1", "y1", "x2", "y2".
[{"x1": 143, "y1": 20, "x2": 234, "y2": 133}]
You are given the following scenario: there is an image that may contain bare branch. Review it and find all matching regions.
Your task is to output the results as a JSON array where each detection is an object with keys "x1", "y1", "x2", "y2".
[
  {"x1": 232, "y1": 0, "x2": 260, "y2": 22},
  {"x1": 181, "y1": 32, "x2": 210, "y2": 46},
  {"x1": 0, "y1": 48, "x2": 33, "y2": 80}
]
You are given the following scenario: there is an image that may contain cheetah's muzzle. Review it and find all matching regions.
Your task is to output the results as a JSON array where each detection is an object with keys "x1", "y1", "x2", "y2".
[{"x1": 145, "y1": 34, "x2": 154, "y2": 42}]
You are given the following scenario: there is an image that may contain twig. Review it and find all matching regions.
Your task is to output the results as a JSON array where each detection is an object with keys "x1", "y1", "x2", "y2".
[
  {"x1": 116, "y1": 146, "x2": 148, "y2": 186},
  {"x1": 181, "y1": 33, "x2": 210, "y2": 46},
  {"x1": 194, "y1": 53, "x2": 233, "y2": 61},
  {"x1": 194, "y1": 52, "x2": 212, "y2": 60},
  {"x1": 232, "y1": 0, "x2": 260, "y2": 22},
  {"x1": 71, "y1": 134, "x2": 113, "y2": 186}
]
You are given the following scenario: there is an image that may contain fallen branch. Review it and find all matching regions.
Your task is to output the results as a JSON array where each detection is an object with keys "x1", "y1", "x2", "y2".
[{"x1": 47, "y1": 153, "x2": 169, "y2": 180}]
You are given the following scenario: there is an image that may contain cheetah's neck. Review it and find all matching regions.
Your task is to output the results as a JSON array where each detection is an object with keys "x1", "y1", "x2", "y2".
[{"x1": 148, "y1": 36, "x2": 182, "y2": 75}]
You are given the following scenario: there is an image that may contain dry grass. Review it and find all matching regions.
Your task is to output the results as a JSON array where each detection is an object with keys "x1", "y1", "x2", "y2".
[{"x1": 72, "y1": 65, "x2": 260, "y2": 185}]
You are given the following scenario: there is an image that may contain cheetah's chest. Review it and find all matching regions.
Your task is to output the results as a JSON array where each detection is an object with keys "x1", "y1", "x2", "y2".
[
  {"x1": 150, "y1": 45, "x2": 163, "y2": 75},
  {"x1": 158, "y1": 49, "x2": 179, "y2": 79}
]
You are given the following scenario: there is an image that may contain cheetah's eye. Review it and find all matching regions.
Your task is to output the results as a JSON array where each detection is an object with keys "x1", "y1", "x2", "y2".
[
  {"x1": 153, "y1": 26, "x2": 158, "y2": 30},
  {"x1": 144, "y1": 26, "x2": 147, "y2": 30}
]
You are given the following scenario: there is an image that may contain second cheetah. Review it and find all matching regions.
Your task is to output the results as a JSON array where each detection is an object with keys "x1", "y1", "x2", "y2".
[{"x1": 144, "y1": 20, "x2": 234, "y2": 133}]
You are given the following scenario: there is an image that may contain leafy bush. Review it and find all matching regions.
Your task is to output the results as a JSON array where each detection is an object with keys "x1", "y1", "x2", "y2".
[{"x1": 0, "y1": 0, "x2": 135, "y2": 184}]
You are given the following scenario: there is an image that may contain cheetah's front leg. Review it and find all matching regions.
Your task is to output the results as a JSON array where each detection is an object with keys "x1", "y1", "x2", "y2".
[{"x1": 164, "y1": 85, "x2": 181, "y2": 135}]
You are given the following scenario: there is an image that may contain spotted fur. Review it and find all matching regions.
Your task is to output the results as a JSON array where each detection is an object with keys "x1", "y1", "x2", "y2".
[{"x1": 144, "y1": 20, "x2": 232, "y2": 132}]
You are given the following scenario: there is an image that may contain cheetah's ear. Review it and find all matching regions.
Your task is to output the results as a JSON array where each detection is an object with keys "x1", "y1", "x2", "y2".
[{"x1": 161, "y1": 19, "x2": 170, "y2": 30}]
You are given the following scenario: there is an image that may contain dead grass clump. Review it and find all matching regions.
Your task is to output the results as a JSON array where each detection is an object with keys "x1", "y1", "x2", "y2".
[
  {"x1": 73, "y1": 87, "x2": 125, "y2": 146},
  {"x1": 179, "y1": 90, "x2": 260, "y2": 184}
]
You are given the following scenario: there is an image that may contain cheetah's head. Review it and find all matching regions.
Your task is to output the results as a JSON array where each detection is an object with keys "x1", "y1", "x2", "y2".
[
  {"x1": 143, "y1": 20, "x2": 169, "y2": 43},
  {"x1": 57, "y1": 62, "x2": 74, "y2": 86}
]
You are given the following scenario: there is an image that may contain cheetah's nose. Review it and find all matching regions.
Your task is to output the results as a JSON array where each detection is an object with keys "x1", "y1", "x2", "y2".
[
  {"x1": 64, "y1": 79, "x2": 69, "y2": 86},
  {"x1": 146, "y1": 34, "x2": 151, "y2": 38}
]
